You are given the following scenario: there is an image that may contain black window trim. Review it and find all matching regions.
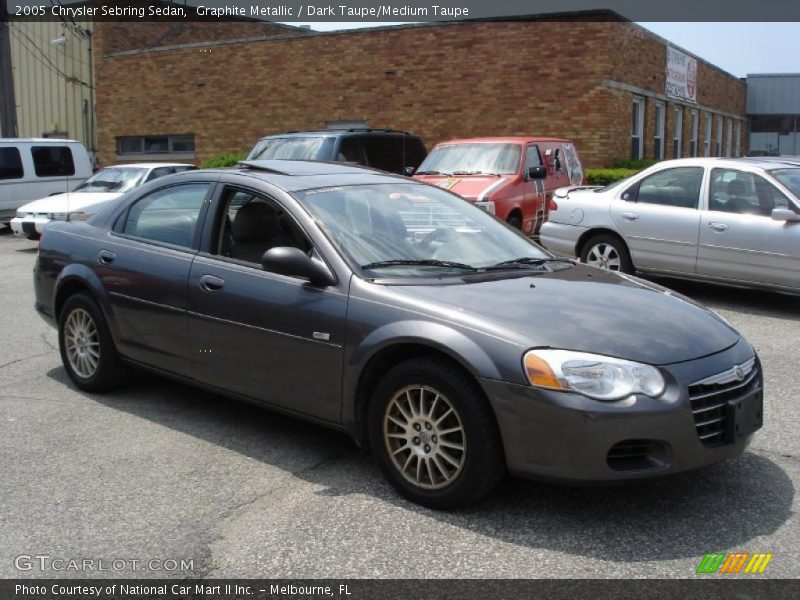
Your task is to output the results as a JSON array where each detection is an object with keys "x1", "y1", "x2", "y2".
[{"x1": 110, "y1": 181, "x2": 214, "y2": 253}]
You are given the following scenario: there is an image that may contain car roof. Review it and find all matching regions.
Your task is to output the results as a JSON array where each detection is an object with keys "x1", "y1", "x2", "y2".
[
  {"x1": 195, "y1": 159, "x2": 411, "y2": 192},
  {"x1": 255, "y1": 129, "x2": 413, "y2": 140},
  {"x1": 433, "y1": 136, "x2": 573, "y2": 145},
  {"x1": 0, "y1": 137, "x2": 81, "y2": 144}
]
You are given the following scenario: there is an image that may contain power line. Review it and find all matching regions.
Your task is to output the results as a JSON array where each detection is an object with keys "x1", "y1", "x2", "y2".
[
  {"x1": 14, "y1": 21, "x2": 92, "y2": 68},
  {"x1": 10, "y1": 24, "x2": 93, "y2": 89}
]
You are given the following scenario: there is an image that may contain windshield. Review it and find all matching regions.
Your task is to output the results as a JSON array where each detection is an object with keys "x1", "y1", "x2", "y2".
[
  {"x1": 416, "y1": 143, "x2": 521, "y2": 176},
  {"x1": 73, "y1": 167, "x2": 148, "y2": 193},
  {"x1": 770, "y1": 168, "x2": 800, "y2": 199},
  {"x1": 294, "y1": 183, "x2": 550, "y2": 278},
  {"x1": 248, "y1": 137, "x2": 335, "y2": 160}
]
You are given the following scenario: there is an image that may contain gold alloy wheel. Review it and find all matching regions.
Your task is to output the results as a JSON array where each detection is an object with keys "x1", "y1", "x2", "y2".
[
  {"x1": 383, "y1": 384, "x2": 467, "y2": 490},
  {"x1": 64, "y1": 308, "x2": 100, "y2": 379}
]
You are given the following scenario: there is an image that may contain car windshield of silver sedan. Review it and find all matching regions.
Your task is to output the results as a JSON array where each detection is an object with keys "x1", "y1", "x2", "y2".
[
  {"x1": 73, "y1": 167, "x2": 148, "y2": 193},
  {"x1": 295, "y1": 183, "x2": 555, "y2": 278},
  {"x1": 416, "y1": 143, "x2": 520, "y2": 176},
  {"x1": 770, "y1": 168, "x2": 800, "y2": 199}
]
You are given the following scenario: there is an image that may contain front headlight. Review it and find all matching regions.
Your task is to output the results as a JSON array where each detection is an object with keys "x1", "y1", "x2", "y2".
[
  {"x1": 523, "y1": 349, "x2": 665, "y2": 401},
  {"x1": 47, "y1": 212, "x2": 68, "y2": 221},
  {"x1": 67, "y1": 211, "x2": 88, "y2": 221}
]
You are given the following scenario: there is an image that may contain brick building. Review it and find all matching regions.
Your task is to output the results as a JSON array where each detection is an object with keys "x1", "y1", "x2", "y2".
[{"x1": 94, "y1": 14, "x2": 747, "y2": 168}]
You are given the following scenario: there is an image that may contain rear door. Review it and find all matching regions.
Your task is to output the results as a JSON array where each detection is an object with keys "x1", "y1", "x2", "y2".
[
  {"x1": 102, "y1": 179, "x2": 215, "y2": 376},
  {"x1": 610, "y1": 166, "x2": 704, "y2": 273},
  {"x1": 698, "y1": 167, "x2": 800, "y2": 289},
  {"x1": 187, "y1": 181, "x2": 348, "y2": 423}
]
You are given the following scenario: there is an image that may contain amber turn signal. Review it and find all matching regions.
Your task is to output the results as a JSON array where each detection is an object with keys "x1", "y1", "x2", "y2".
[{"x1": 524, "y1": 353, "x2": 564, "y2": 390}]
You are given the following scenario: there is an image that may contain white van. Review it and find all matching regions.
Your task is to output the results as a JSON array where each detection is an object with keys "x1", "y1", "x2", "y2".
[{"x1": 0, "y1": 139, "x2": 93, "y2": 226}]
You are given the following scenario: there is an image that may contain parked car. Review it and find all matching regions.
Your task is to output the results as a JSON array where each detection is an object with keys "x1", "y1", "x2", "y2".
[
  {"x1": 10, "y1": 163, "x2": 196, "y2": 239},
  {"x1": 539, "y1": 157, "x2": 800, "y2": 294},
  {"x1": 0, "y1": 138, "x2": 93, "y2": 227},
  {"x1": 247, "y1": 128, "x2": 427, "y2": 175},
  {"x1": 412, "y1": 137, "x2": 585, "y2": 235},
  {"x1": 34, "y1": 160, "x2": 762, "y2": 508}
]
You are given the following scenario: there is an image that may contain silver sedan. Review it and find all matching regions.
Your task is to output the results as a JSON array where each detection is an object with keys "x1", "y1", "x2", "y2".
[{"x1": 539, "y1": 157, "x2": 800, "y2": 293}]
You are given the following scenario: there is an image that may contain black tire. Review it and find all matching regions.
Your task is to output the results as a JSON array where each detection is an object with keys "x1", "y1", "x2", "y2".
[
  {"x1": 368, "y1": 356, "x2": 506, "y2": 509},
  {"x1": 58, "y1": 293, "x2": 128, "y2": 393},
  {"x1": 506, "y1": 213, "x2": 522, "y2": 230},
  {"x1": 580, "y1": 232, "x2": 634, "y2": 274}
]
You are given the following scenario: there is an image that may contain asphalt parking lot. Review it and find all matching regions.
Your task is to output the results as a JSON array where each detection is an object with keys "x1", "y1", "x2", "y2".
[{"x1": 0, "y1": 228, "x2": 797, "y2": 580}]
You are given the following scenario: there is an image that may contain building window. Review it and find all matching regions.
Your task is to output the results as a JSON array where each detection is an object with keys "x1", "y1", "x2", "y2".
[
  {"x1": 631, "y1": 97, "x2": 645, "y2": 160},
  {"x1": 749, "y1": 115, "x2": 797, "y2": 156},
  {"x1": 704, "y1": 113, "x2": 712, "y2": 157},
  {"x1": 716, "y1": 115, "x2": 723, "y2": 157},
  {"x1": 117, "y1": 135, "x2": 196, "y2": 156},
  {"x1": 725, "y1": 119, "x2": 733, "y2": 157},
  {"x1": 734, "y1": 121, "x2": 742, "y2": 157},
  {"x1": 653, "y1": 101, "x2": 665, "y2": 160},
  {"x1": 673, "y1": 106, "x2": 683, "y2": 159},
  {"x1": 0, "y1": 147, "x2": 23, "y2": 180},
  {"x1": 690, "y1": 109, "x2": 699, "y2": 157},
  {"x1": 31, "y1": 146, "x2": 75, "y2": 177}
]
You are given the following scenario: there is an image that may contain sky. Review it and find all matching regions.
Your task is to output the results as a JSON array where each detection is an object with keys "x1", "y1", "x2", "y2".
[{"x1": 286, "y1": 22, "x2": 800, "y2": 78}]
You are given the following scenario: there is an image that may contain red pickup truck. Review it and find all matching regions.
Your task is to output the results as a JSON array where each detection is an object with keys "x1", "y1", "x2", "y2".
[{"x1": 412, "y1": 137, "x2": 585, "y2": 235}]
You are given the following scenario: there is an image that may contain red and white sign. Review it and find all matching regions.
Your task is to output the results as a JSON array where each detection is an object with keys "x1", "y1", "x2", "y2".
[{"x1": 666, "y1": 46, "x2": 697, "y2": 103}]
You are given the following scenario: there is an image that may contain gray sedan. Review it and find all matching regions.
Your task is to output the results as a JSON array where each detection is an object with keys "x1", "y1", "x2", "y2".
[
  {"x1": 540, "y1": 157, "x2": 800, "y2": 293},
  {"x1": 34, "y1": 160, "x2": 761, "y2": 508}
]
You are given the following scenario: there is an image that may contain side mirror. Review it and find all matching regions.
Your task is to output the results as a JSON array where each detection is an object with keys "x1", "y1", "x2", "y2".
[
  {"x1": 771, "y1": 208, "x2": 800, "y2": 222},
  {"x1": 261, "y1": 247, "x2": 336, "y2": 286},
  {"x1": 403, "y1": 166, "x2": 416, "y2": 176},
  {"x1": 527, "y1": 165, "x2": 547, "y2": 180}
]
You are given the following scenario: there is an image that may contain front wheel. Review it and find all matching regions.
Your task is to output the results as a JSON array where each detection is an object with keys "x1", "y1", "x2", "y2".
[
  {"x1": 580, "y1": 233, "x2": 634, "y2": 274},
  {"x1": 368, "y1": 357, "x2": 505, "y2": 509}
]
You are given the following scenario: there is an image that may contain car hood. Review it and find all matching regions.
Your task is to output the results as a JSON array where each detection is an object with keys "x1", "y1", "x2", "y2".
[
  {"x1": 17, "y1": 191, "x2": 122, "y2": 213},
  {"x1": 389, "y1": 265, "x2": 740, "y2": 365},
  {"x1": 413, "y1": 175, "x2": 511, "y2": 201}
]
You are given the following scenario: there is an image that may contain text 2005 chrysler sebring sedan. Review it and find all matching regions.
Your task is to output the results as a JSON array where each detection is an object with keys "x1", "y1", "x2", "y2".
[{"x1": 33, "y1": 160, "x2": 763, "y2": 508}]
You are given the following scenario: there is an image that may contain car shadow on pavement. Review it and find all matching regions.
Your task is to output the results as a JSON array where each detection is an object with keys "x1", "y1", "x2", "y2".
[
  {"x1": 647, "y1": 276, "x2": 800, "y2": 322},
  {"x1": 46, "y1": 365, "x2": 794, "y2": 564}
]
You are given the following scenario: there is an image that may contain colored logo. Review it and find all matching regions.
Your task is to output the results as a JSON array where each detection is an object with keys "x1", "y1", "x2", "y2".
[{"x1": 696, "y1": 552, "x2": 773, "y2": 574}]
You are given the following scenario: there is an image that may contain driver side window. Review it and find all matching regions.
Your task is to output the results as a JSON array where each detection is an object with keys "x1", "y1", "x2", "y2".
[{"x1": 215, "y1": 187, "x2": 312, "y2": 267}]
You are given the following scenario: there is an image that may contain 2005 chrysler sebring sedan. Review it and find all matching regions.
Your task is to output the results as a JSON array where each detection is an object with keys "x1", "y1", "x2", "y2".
[{"x1": 34, "y1": 160, "x2": 763, "y2": 508}]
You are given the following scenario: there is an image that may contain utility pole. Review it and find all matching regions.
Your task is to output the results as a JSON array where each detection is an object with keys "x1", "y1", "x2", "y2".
[{"x1": 0, "y1": 2, "x2": 18, "y2": 137}]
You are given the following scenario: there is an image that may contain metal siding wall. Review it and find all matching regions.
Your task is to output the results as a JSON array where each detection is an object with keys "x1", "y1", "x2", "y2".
[
  {"x1": 747, "y1": 75, "x2": 800, "y2": 115},
  {"x1": 8, "y1": 21, "x2": 94, "y2": 149}
]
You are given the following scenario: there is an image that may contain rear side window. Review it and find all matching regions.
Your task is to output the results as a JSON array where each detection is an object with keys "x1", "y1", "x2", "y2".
[
  {"x1": 119, "y1": 183, "x2": 209, "y2": 249},
  {"x1": 361, "y1": 136, "x2": 404, "y2": 173},
  {"x1": 0, "y1": 147, "x2": 23, "y2": 179},
  {"x1": 31, "y1": 146, "x2": 75, "y2": 177},
  {"x1": 625, "y1": 167, "x2": 704, "y2": 209}
]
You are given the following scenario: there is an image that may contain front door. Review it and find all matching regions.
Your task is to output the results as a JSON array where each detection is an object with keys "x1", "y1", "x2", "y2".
[
  {"x1": 610, "y1": 166, "x2": 704, "y2": 273},
  {"x1": 187, "y1": 185, "x2": 348, "y2": 423},
  {"x1": 523, "y1": 144, "x2": 546, "y2": 235},
  {"x1": 698, "y1": 167, "x2": 800, "y2": 289}
]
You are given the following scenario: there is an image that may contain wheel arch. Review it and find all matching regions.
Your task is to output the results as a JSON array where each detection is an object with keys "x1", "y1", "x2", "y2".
[
  {"x1": 344, "y1": 323, "x2": 504, "y2": 448},
  {"x1": 576, "y1": 227, "x2": 629, "y2": 260},
  {"x1": 53, "y1": 265, "x2": 119, "y2": 341}
]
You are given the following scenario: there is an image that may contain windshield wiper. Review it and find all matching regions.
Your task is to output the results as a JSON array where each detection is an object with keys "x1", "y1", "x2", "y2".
[
  {"x1": 362, "y1": 259, "x2": 478, "y2": 271},
  {"x1": 414, "y1": 170, "x2": 449, "y2": 176},
  {"x1": 483, "y1": 257, "x2": 574, "y2": 271}
]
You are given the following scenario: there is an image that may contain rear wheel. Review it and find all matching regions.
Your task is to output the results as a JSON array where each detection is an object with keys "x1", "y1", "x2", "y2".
[
  {"x1": 58, "y1": 293, "x2": 128, "y2": 392},
  {"x1": 580, "y1": 233, "x2": 633, "y2": 274},
  {"x1": 368, "y1": 357, "x2": 505, "y2": 509}
]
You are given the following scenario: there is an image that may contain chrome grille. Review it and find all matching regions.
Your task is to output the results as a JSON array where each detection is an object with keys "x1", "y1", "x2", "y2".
[{"x1": 688, "y1": 357, "x2": 760, "y2": 448}]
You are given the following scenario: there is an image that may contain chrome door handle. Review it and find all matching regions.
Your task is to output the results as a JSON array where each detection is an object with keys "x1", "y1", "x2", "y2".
[
  {"x1": 621, "y1": 212, "x2": 639, "y2": 220},
  {"x1": 708, "y1": 222, "x2": 729, "y2": 231},
  {"x1": 199, "y1": 274, "x2": 225, "y2": 292},
  {"x1": 97, "y1": 250, "x2": 115, "y2": 265}
]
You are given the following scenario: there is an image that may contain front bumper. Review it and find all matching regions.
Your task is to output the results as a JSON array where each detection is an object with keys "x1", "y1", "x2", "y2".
[
  {"x1": 10, "y1": 216, "x2": 48, "y2": 238},
  {"x1": 480, "y1": 337, "x2": 761, "y2": 483}
]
